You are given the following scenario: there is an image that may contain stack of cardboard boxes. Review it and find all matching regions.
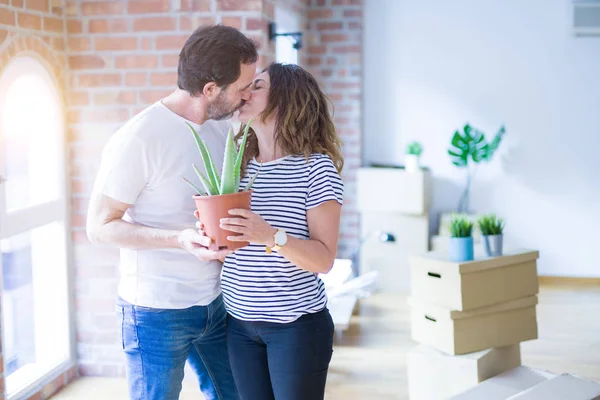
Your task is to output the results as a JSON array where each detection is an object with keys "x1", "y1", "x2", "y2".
[
  {"x1": 407, "y1": 249, "x2": 540, "y2": 399},
  {"x1": 406, "y1": 248, "x2": 600, "y2": 399}
]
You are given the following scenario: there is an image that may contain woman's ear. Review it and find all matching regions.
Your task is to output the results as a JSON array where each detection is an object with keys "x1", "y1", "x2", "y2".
[{"x1": 202, "y1": 82, "x2": 221, "y2": 100}]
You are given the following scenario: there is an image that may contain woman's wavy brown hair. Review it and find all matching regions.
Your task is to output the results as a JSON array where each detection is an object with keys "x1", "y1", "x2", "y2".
[{"x1": 235, "y1": 63, "x2": 344, "y2": 175}]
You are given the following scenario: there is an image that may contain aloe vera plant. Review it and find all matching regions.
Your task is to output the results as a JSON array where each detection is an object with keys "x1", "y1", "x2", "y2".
[{"x1": 183, "y1": 120, "x2": 258, "y2": 196}]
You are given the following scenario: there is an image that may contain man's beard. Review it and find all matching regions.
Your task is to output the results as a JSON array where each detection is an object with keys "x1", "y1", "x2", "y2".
[{"x1": 207, "y1": 91, "x2": 244, "y2": 121}]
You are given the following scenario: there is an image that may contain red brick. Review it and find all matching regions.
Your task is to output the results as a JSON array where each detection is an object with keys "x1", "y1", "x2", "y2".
[
  {"x1": 67, "y1": 19, "x2": 82, "y2": 34},
  {"x1": 140, "y1": 90, "x2": 171, "y2": 104},
  {"x1": 217, "y1": 0, "x2": 261, "y2": 11},
  {"x1": 133, "y1": 17, "x2": 176, "y2": 32},
  {"x1": 0, "y1": 29, "x2": 7, "y2": 44},
  {"x1": 69, "y1": 91, "x2": 90, "y2": 106},
  {"x1": 155, "y1": 35, "x2": 188, "y2": 50},
  {"x1": 74, "y1": 296, "x2": 117, "y2": 312},
  {"x1": 307, "y1": 56, "x2": 322, "y2": 66},
  {"x1": 68, "y1": 37, "x2": 91, "y2": 52},
  {"x1": 44, "y1": 16, "x2": 63, "y2": 33},
  {"x1": 221, "y1": 16, "x2": 242, "y2": 29},
  {"x1": 68, "y1": 55, "x2": 105, "y2": 69},
  {"x1": 150, "y1": 72, "x2": 177, "y2": 86},
  {"x1": 141, "y1": 37, "x2": 152, "y2": 50},
  {"x1": 321, "y1": 34, "x2": 348, "y2": 43},
  {"x1": 81, "y1": 1, "x2": 123, "y2": 16},
  {"x1": 18, "y1": 12, "x2": 41, "y2": 30},
  {"x1": 0, "y1": 7, "x2": 15, "y2": 25},
  {"x1": 180, "y1": 16, "x2": 215, "y2": 31},
  {"x1": 115, "y1": 55, "x2": 158, "y2": 69},
  {"x1": 180, "y1": 0, "x2": 212, "y2": 12},
  {"x1": 67, "y1": 109, "x2": 81, "y2": 124},
  {"x1": 125, "y1": 72, "x2": 147, "y2": 86},
  {"x1": 88, "y1": 18, "x2": 128, "y2": 33},
  {"x1": 95, "y1": 37, "x2": 137, "y2": 51},
  {"x1": 308, "y1": 9, "x2": 333, "y2": 19},
  {"x1": 27, "y1": 0, "x2": 48, "y2": 12},
  {"x1": 162, "y1": 54, "x2": 179, "y2": 68},
  {"x1": 128, "y1": 0, "x2": 170, "y2": 14},
  {"x1": 332, "y1": 45, "x2": 360, "y2": 53},
  {"x1": 26, "y1": 392, "x2": 42, "y2": 400},
  {"x1": 344, "y1": 9, "x2": 362, "y2": 17},
  {"x1": 307, "y1": 45, "x2": 327, "y2": 55},
  {"x1": 78, "y1": 73, "x2": 122, "y2": 87},
  {"x1": 246, "y1": 17, "x2": 265, "y2": 31},
  {"x1": 317, "y1": 22, "x2": 343, "y2": 30},
  {"x1": 93, "y1": 91, "x2": 137, "y2": 105},
  {"x1": 51, "y1": 37, "x2": 65, "y2": 51},
  {"x1": 349, "y1": 21, "x2": 361, "y2": 30},
  {"x1": 333, "y1": 0, "x2": 361, "y2": 4}
]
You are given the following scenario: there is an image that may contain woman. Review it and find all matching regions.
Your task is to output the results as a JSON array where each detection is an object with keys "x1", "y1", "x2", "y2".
[{"x1": 219, "y1": 62, "x2": 344, "y2": 400}]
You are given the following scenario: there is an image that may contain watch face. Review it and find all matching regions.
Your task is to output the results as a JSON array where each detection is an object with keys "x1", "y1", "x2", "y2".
[{"x1": 274, "y1": 230, "x2": 287, "y2": 246}]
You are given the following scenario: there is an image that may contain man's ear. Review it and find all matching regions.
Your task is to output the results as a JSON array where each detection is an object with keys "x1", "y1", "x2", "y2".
[{"x1": 202, "y1": 82, "x2": 221, "y2": 100}]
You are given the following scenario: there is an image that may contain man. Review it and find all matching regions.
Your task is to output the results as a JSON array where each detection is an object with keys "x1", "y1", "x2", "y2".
[{"x1": 86, "y1": 25, "x2": 257, "y2": 400}]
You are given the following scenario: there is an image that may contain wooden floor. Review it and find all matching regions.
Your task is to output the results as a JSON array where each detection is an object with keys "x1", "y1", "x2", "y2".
[{"x1": 51, "y1": 282, "x2": 600, "y2": 400}]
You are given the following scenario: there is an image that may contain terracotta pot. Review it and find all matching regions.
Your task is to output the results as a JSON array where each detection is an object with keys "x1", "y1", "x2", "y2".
[{"x1": 193, "y1": 190, "x2": 253, "y2": 250}]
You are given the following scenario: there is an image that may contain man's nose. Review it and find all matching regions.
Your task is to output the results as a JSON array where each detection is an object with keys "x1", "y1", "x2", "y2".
[{"x1": 241, "y1": 87, "x2": 252, "y2": 101}]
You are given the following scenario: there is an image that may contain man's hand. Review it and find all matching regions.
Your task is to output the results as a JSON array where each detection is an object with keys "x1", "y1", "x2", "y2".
[{"x1": 177, "y1": 228, "x2": 232, "y2": 262}]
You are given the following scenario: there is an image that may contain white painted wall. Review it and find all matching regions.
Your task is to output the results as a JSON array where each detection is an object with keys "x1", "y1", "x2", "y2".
[{"x1": 364, "y1": 0, "x2": 600, "y2": 277}]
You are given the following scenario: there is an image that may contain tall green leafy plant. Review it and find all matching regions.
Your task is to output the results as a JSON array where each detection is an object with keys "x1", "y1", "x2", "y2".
[
  {"x1": 183, "y1": 120, "x2": 258, "y2": 196},
  {"x1": 448, "y1": 123, "x2": 505, "y2": 213}
]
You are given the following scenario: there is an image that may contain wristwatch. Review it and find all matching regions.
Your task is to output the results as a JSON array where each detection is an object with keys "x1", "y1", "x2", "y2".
[{"x1": 266, "y1": 229, "x2": 288, "y2": 254}]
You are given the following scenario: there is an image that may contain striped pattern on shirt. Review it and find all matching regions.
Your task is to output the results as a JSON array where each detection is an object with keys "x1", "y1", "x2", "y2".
[{"x1": 221, "y1": 153, "x2": 344, "y2": 323}]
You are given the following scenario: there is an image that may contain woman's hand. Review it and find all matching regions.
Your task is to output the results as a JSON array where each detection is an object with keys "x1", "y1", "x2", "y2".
[{"x1": 220, "y1": 209, "x2": 277, "y2": 246}]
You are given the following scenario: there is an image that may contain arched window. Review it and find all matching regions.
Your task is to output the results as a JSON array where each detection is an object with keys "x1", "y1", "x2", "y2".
[{"x1": 0, "y1": 56, "x2": 71, "y2": 397}]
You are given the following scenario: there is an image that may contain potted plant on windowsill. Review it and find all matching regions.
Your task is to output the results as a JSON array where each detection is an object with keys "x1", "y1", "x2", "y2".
[
  {"x1": 405, "y1": 141, "x2": 423, "y2": 173},
  {"x1": 448, "y1": 214, "x2": 474, "y2": 262},
  {"x1": 183, "y1": 120, "x2": 258, "y2": 250},
  {"x1": 478, "y1": 214, "x2": 505, "y2": 257}
]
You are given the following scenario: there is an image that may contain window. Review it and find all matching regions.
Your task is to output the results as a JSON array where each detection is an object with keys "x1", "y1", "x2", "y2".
[{"x1": 0, "y1": 56, "x2": 71, "y2": 398}]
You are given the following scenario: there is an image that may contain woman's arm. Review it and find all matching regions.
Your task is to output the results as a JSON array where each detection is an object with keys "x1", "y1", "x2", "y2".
[{"x1": 221, "y1": 200, "x2": 341, "y2": 274}]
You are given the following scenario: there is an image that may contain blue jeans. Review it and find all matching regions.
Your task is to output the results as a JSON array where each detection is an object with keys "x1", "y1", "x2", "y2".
[
  {"x1": 226, "y1": 308, "x2": 334, "y2": 400},
  {"x1": 117, "y1": 294, "x2": 239, "y2": 400}
]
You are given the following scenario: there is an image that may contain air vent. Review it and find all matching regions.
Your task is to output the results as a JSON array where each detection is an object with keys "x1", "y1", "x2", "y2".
[{"x1": 573, "y1": 0, "x2": 600, "y2": 36}]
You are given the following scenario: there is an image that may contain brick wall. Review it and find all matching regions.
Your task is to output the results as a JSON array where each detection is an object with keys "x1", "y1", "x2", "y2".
[
  {"x1": 305, "y1": 0, "x2": 362, "y2": 257},
  {"x1": 0, "y1": 1, "x2": 79, "y2": 398},
  {"x1": 2, "y1": 0, "x2": 362, "y2": 380}
]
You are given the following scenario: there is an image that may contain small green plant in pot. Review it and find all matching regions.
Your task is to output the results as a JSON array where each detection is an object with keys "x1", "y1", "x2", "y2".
[
  {"x1": 448, "y1": 214, "x2": 475, "y2": 262},
  {"x1": 477, "y1": 214, "x2": 505, "y2": 257},
  {"x1": 405, "y1": 141, "x2": 423, "y2": 173},
  {"x1": 183, "y1": 120, "x2": 258, "y2": 250}
]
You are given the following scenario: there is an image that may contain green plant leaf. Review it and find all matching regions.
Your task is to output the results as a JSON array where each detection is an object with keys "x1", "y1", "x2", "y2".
[
  {"x1": 234, "y1": 119, "x2": 252, "y2": 191},
  {"x1": 187, "y1": 122, "x2": 221, "y2": 193},
  {"x1": 405, "y1": 141, "x2": 423, "y2": 156},
  {"x1": 449, "y1": 214, "x2": 474, "y2": 237},
  {"x1": 220, "y1": 128, "x2": 237, "y2": 195},
  {"x1": 244, "y1": 168, "x2": 260, "y2": 191},
  {"x1": 448, "y1": 130, "x2": 469, "y2": 167},
  {"x1": 182, "y1": 176, "x2": 207, "y2": 196},
  {"x1": 483, "y1": 125, "x2": 506, "y2": 161},
  {"x1": 193, "y1": 163, "x2": 217, "y2": 195}
]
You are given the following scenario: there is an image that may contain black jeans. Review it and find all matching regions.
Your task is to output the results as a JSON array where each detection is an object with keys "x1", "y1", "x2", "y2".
[{"x1": 226, "y1": 308, "x2": 335, "y2": 400}]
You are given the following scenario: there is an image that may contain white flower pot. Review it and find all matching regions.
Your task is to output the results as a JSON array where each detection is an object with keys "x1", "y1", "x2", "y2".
[{"x1": 405, "y1": 154, "x2": 420, "y2": 173}]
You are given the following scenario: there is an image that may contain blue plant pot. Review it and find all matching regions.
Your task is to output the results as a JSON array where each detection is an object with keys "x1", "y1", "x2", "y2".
[{"x1": 448, "y1": 236, "x2": 474, "y2": 262}]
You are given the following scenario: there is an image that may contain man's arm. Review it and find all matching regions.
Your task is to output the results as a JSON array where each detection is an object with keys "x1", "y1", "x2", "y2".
[{"x1": 86, "y1": 193, "x2": 232, "y2": 261}]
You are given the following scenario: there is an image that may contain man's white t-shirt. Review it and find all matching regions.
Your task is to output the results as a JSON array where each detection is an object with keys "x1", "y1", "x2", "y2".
[{"x1": 92, "y1": 101, "x2": 230, "y2": 309}]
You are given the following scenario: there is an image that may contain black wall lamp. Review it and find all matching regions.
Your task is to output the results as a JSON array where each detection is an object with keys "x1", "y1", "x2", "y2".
[{"x1": 268, "y1": 22, "x2": 303, "y2": 50}]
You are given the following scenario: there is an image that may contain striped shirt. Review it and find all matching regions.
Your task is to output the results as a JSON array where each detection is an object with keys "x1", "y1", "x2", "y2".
[{"x1": 221, "y1": 153, "x2": 344, "y2": 323}]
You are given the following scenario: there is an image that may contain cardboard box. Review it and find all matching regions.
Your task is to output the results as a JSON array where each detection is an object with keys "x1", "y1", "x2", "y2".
[
  {"x1": 407, "y1": 344, "x2": 521, "y2": 400},
  {"x1": 507, "y1": 374, "x2": 600, "y2": 400},
  {"x1": 449, "y1": 366, "x2": 557, "y2": 400},
  {"x1": 409, "y1": 296, "x2": 538, "y2": 355},
  {"x1": 360, "y1": 212, "x2": 429, "y2": 293},
  {"x1": 357, "y1": 167, "x2": 430, "y2": 215},
  {"x1": 410, "y1": 249, "x2": 539, "y2": 311}
]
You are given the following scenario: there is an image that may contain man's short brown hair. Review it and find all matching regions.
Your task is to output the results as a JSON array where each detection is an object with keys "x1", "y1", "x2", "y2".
[{"x1": 178, "y1": 25, "x2": 258, "y2": 96}]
